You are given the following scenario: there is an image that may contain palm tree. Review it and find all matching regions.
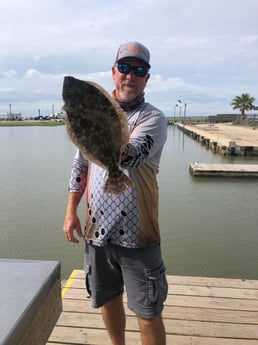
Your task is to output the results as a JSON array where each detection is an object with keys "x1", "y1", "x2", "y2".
[{"x1": 231, "y1": 93, "x2": 255, "y2": 121}]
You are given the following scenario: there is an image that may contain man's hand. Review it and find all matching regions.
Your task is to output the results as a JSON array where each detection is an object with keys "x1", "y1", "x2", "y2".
[
  {"x1": 63, "y1": 191, "x2": 84, "y2": 243},
  {"x1": 63, "y1": 213, "x2": 83, "y2": 243}
]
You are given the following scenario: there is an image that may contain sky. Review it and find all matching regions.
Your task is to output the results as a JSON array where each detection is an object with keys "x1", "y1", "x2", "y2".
[{"x1": 0, "y1": 0, "x2": 258, "y2": 118}]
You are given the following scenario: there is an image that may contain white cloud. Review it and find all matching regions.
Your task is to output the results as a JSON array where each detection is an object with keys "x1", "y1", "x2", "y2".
[
  {"x1": 3, "y1": 70, "x2": 17, "y2": 78},
  {"x1": 0, "y1": 0, "x2": 258, "y2": 117}
]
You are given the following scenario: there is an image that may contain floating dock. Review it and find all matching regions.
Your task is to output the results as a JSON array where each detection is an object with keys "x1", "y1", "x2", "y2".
[
  {"x1": 47, "y1": 270, "x2": 258, "y2": 345},
  {"x1": 177, "y1": 123, "x2": 258, "y2": 156},
  {"x1": 189, "y1": 163, "x2": 258, "y2": 177}
]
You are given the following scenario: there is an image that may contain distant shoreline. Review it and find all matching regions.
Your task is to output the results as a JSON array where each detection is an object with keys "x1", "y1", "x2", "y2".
[{"x1": 0, "y1": 120, "x2": 65, "y2": 127}]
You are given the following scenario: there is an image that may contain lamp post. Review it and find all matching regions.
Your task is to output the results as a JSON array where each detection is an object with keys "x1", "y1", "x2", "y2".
[
  {"x1": 174, "y1": 104, "x2": 178, "y2": 122},
  {"x1": 178, "y1": 100, "x2": 187, "y2": 125}
]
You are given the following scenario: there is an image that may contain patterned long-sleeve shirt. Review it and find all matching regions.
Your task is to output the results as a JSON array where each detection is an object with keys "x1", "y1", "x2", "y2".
[{"x1": 68, "y1": 101, "x2": 167, "y2": 248}]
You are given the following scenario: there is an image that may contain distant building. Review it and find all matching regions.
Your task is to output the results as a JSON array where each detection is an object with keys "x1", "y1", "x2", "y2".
[
  {"x1": 0, "y1": 113, "x2": 8, "y2": 120},
  {"x1": 208, "y1": 114, "x2": 240, "y2": 123},
  {"x1": 208, "y1": 113, "x2": 258, "y2": 125},
  {"x1": 0, "y1": 112, "x2": 22, "y2": 121}
]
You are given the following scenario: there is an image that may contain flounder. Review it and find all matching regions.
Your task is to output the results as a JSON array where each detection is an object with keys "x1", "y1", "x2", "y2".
[{"x1": 62, "y1": 76, "x2": 132, "y2": 194}]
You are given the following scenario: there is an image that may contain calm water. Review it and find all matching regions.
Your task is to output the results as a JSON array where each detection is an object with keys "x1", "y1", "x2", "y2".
[{"x1": 0, "y1": 125, "x2": 258, "y2": 280}]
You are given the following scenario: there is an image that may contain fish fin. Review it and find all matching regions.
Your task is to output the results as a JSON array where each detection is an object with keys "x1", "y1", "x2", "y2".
[{"x1": 104, "y1": 172, "x2": 133, "y2": 194}]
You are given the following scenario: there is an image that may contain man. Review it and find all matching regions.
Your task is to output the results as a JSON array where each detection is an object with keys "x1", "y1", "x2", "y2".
[{"x1": 63, "y1": 41, "x2": 168, "y2": 345}]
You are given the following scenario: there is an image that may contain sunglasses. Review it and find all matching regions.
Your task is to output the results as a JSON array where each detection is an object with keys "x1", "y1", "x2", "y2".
[{"x1": 115, "y1": 62, "x2": 149, "y2": 78}]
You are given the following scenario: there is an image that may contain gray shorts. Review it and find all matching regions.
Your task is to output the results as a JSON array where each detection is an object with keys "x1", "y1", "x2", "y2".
[{"x1": 84, "y1": 243, "x2": 168, "y2": 319}]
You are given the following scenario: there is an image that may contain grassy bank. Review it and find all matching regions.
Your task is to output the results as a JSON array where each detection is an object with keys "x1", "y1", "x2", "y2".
[{"x1": 0, "y1": 120, "x2": 65, "y2": 127}]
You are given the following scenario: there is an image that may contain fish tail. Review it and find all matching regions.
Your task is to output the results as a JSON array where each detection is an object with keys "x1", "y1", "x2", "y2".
[{"x1": 104, "y1": 171, "x2": 133, "y2": 194}]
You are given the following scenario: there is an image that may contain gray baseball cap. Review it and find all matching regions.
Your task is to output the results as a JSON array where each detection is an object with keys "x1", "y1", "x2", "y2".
[{"x1": 115, "y1": 41, "x2": 151, "y2": 68}]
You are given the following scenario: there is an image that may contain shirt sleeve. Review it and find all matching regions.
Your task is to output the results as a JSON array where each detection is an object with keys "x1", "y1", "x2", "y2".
[
  {"x1": 121, "y1": 108, "x2": 167, "y2": 169},
  {"x1": 68, "y1": 150, "x2": 88, "y2": 193}
]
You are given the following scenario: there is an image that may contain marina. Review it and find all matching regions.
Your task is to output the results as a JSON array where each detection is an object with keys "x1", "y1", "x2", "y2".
[
  {"x1": 189, "y1": 163, "x2": 258, "y2": 177},
  {"x1": 1, "y1": 125, "x2": 258, "y2": 344},
  {"x1": 1, "y1": 125, "x2": 258, "y2": 281},
  {"x1": 177, "y1": 123, "x2": 258, "y2": 156},
  {"x1": 47, "y1": 269, "x2": 258, "y2": 345}
]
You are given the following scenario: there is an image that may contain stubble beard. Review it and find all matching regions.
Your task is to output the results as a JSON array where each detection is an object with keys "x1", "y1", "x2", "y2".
[{"x1": 119, "y1": 82, "x2": 138, "y2": 102}]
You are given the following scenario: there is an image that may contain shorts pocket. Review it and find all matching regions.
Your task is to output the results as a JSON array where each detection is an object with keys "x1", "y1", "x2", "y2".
[{"x1": 145, "y1": 263, "x2": 168, "y2": 306}]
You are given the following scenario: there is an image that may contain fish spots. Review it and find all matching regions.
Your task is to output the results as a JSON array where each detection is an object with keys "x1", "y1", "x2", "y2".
[{"x1": 63, "y1": 77, "x2": 132, "y2": 194}]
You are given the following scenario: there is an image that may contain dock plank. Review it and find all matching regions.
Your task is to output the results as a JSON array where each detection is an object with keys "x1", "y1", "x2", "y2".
[
  {"x1": 47, "y1": 270, "x2": 258, "y2": 345},
  {"x1": 72, "y1": 271, "x2": 258, "y2": 289},
  {"x1": 55, "y1": 312, "x2": 258, "y2": 339},
  {"x1": 67, "y1": 274, "x2": 258, "y2": 292},
  {"x1": 61, "y1": 299, "x2": 258, "y2": 325},
  {"x1": 62, "y1": 287, "x2": 258, "y2": 312},
  {"x1": 47, "y1": 327, "x2": 258, "y2": 345}
]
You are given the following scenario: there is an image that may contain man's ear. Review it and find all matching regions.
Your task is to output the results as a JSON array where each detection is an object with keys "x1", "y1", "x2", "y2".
[{"x1": 112, "y1": 65, "x2": 116, "y2": 80}]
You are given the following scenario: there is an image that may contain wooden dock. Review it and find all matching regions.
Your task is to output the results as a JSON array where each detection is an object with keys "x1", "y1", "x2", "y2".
[
  {"x1": 47, "y1": 270, "x2": 258, "y2": 345},
  {"x1": 189, "y1": 163, "x2": 258, "y2": 177},
  {"x1": 177, "y1": 123, "x2": 258, "y2": 156}
]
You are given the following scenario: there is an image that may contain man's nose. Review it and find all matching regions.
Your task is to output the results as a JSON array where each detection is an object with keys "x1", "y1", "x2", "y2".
[{"x1": 125, "y1": 70, "x2": 135, "y2": 79}]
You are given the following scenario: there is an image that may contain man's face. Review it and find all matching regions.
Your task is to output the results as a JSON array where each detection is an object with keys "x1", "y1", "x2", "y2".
[{"x1": 112, "y1": 57, "x2": 150, "y2": 102}]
